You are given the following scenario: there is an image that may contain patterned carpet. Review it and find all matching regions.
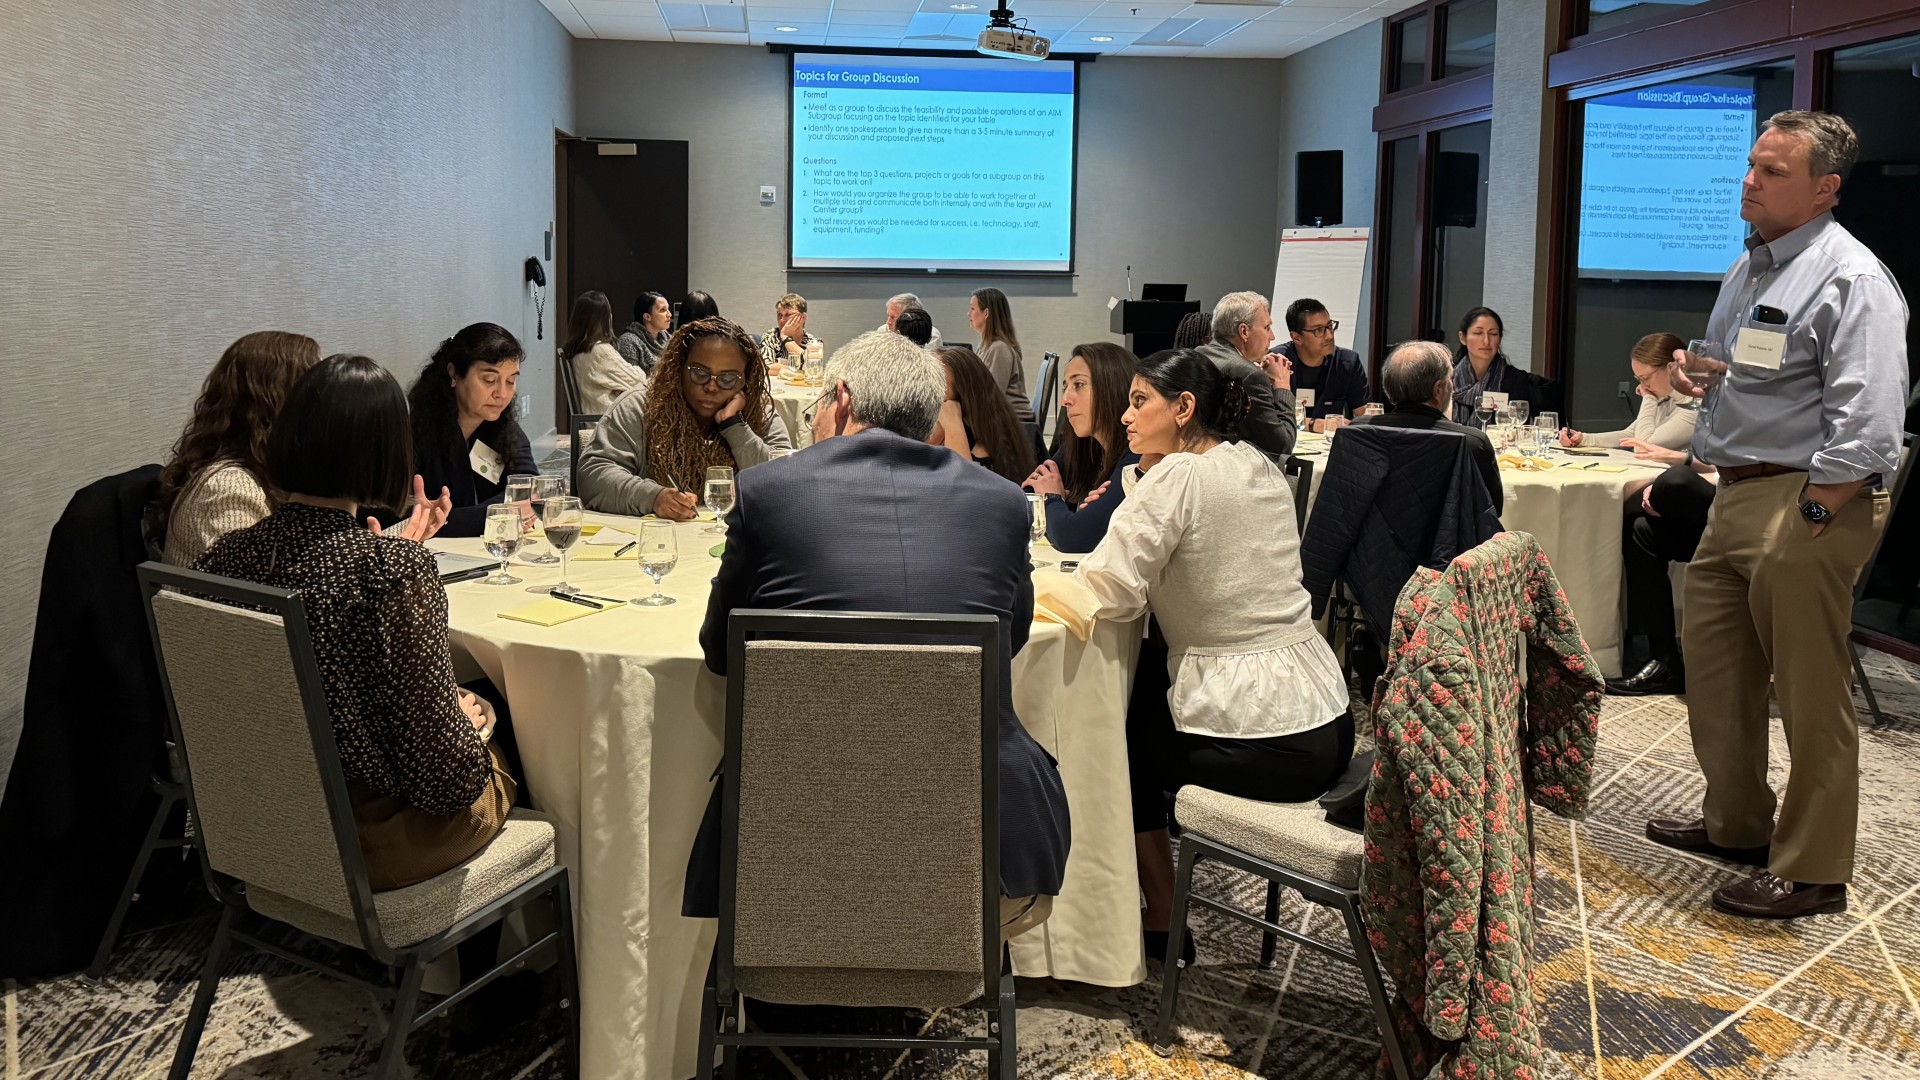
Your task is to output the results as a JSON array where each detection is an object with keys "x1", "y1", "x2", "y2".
[{"x1": 8, "y1": 652, "x2": 1919, "y2": 1080}]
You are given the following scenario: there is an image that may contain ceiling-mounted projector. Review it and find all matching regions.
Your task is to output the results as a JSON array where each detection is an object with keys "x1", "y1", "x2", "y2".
[{"x1": 978, "y1": 4, "x2": 1050, "y2": 60}]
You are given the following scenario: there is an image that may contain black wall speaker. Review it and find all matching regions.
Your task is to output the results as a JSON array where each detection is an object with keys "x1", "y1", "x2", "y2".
[
  {"x1": 1295, "y1": 150, "x2": 1343, "y2": 226},
  {"x1": 1434, "y1": 150, "x2": 1481, "y2": 228}
]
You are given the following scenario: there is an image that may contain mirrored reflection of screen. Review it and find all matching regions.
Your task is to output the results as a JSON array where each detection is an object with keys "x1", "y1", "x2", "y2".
[
  {"x1": 788, "y1": 52, "x2": 1078, "y2": 273},
  {"x1": 1576, "y1": 79, "x2": 1757, "y2": 281}
]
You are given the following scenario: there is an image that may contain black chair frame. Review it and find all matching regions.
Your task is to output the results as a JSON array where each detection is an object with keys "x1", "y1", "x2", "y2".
[
  {"x1": 135, "y1": 563, "x2": 580, "y2": 1080},
  {"x1": 1851, "y1": 432, "x2": 1919, "y2": 729},
  {"x1": 559, "y1": 345, "x2": 584, "y2": 416},
  {"x1": 569, "y1": 411, "x2": 603, "y2": 497},
  {"x1": 1152, "y1": 831, "x2": 1413, "y2": 1080},
  {"x1": 1283, "y1": 455, "x2": 1313, "y2": 535},
  {"x1": 700, "y1": 609, "x2": 1015, "y2": 1079}
]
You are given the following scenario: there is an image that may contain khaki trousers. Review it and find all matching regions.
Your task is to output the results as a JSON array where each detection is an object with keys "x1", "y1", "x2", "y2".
[{"x1": 1682, "y1": 472, "x2": 1888, "y2": 884}]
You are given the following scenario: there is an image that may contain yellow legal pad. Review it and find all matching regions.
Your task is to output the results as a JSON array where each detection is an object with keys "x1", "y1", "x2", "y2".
[{"x1": 498, "y1": 596, "x2": 626, "y2": 626}]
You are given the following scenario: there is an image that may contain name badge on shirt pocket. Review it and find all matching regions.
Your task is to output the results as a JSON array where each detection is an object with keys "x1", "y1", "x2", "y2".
[
  {"x1": 1733, "y1": 326, "x2": 1788, "y2": 371},
  {"x1": 1296, "y1": 388, "x2": 1315, "y2": 409},
  {"x1": 469, "y1": 440, "x2": 505, "y2": 483},
  {"x1": 1482, "y1": 391, "x2": 1510, "y2": 409}
]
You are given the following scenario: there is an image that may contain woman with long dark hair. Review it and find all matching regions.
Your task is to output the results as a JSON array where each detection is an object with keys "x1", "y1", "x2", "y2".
[
  {"x1": 1022, "y1": 342, "x2": 1140, "y2": 552},
  {"x1": 565, "y1": 290, "x2": 644, "y2": 414},
  {"x1": 1075, "y1": 348, "x2": 1350, "y2": 961},
  {"x1": 617, "y1": 290, "x2": 672, "y2": 373},
  {"x1": 675, "y1": 290, "x2": 721, "y2": 331},
  {"x1": 931, "y1": 345, "x2": 1036, "y2": 485},
  {"x1": 967, "y1": 287, "x2": 1035, "y2": 422},
  {"x1": 578, "y1": 317, "x2": 793, "y2": 518},
  {"x1": 196, "y1": 354, "x2": 511, "y2": 889},
  {"x1": 159, "y1": 331, "x2": 323, "y2": 565},
  {"x1": 1450, "y1": 306, "x2": 1559, "y2": 424},
  {"x1": 406, "y1": 323, "x2": 539, "y2": 538}
]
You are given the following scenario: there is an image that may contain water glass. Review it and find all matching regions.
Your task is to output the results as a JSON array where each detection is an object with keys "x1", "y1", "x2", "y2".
[
  {"x1": 525, "y1": 475, "x2": 568, "y2": 565},
  {"x1": 1026, "y1": 493, "x2": 1052, "y2": 569},
  {"x1": 1682, "y1": 338, "x2": 1729, "y2": 392},
  {"x1": 482, "y1": 505, "x2": 524, "y2": 586},
  {"x1": 1508, "y1": 400, "x2": 1530, "y2": 428},
  {"x1": 1533, "y1": 418, "x2": 1558, "y2": 455},
  {"x1": 702, "y1": 466, "x2": 735, "y2": 535},
  {"x1": 634, "y1": 520, "x2": 679, "y2": 606}
]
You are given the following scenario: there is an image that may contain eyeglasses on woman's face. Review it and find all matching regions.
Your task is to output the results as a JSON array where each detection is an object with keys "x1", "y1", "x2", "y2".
[{"x1": 685, "y1": 364, "x2": 744, "y2": 391}]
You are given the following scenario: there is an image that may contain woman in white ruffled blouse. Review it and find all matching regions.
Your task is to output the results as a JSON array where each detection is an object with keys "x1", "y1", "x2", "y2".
[{"x1": 1075, "y1": 348, "x2": 1352, "y2": 958}]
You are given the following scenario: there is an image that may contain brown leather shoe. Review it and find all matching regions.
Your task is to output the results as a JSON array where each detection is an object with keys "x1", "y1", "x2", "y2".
[
  {"x1": 1712, "y1": 871, "x2": 1848, "y2": 919},
  {"x1": 1644, "y1": 817, "x2": 1770, "y2": 867}
]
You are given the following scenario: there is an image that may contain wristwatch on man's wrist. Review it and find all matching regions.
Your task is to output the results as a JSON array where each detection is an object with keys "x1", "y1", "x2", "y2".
[{"x1": 1799, "y1": 494, "x2": 1834, "y2": 525}]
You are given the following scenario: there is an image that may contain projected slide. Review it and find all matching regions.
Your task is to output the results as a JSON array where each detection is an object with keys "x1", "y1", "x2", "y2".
[
  {"x1": 1576, "y1": 81, "x2": 1756, "y2": 280},
  {"x1": 789, "y1": 52, "x2": 1077, "y2": 273}
]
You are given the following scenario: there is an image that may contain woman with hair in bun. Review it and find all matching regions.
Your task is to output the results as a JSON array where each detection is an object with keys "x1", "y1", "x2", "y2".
[
  {"x1": 1075, "y1": 347, "x2": 1352, "y2": 962},
  {"x1": 406, "y1": 323, "x2": 540, "y2": 537}
]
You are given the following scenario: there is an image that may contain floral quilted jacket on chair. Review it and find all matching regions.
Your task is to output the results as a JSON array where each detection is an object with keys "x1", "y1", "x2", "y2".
[{"x1": 1361, "y1": 531, "x2": 1603, "y2": 1080}]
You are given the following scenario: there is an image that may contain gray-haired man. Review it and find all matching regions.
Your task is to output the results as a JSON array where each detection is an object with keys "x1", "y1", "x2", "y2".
[
  {"x1": 877, "y1": 292, "x2": 944, "y2": 350},
  {"x1": 1647, "y1": 110, "x2": 1909, "y2": 920},
  {"x1": 1190, "y1": 290, "x2": 1298, "y2": 459}
]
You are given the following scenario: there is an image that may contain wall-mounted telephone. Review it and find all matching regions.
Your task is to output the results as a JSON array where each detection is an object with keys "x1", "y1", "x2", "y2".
[{"x1": 524, "y1": 257, "x2": 547, "y2": 340}]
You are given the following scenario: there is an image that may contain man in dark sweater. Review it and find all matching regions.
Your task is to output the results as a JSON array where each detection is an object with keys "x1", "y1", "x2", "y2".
[
  {"x1": 1355, "y1": 339, "x2": 1504, "y2": 515},
  {"x1": 1269, "y1": 297, "x2": 1370, "y2": 430}
]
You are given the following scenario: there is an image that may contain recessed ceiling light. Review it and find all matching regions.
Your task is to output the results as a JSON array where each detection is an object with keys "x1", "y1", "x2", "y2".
[
  {"x1": 950, "y1": 4, "x2": 978, "y2": 9},
  {"x1": 1089, "y1": 34, "x2": 1114, "y2": 41},
  {"x1": 776, "y1": 24, "x2": 799, "y2": 30}
]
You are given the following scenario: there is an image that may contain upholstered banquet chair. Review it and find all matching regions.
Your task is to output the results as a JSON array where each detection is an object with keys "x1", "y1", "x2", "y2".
[{"x1": 137, "y1": 562, "x2": 579, "y2": 1080}]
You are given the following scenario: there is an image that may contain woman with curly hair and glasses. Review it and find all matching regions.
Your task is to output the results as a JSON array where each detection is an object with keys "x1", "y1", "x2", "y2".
[
  {"x1": 579, "y1": 316, "x2": 794, "y2": 519},
  {"x1": 158, "y1": 330, "x2": 324, "y2": 566}
]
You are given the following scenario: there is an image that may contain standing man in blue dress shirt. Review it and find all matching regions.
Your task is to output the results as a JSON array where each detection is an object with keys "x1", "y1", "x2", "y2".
[{"x1": 1646, "y1": 111, "x2": 1909, "y2": 919}]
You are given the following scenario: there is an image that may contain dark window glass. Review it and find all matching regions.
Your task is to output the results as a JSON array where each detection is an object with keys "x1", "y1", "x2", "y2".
[
  {"x1": 1582, "y1": 0, "x2": 1715, "y2": 37},
  {"x1": 1442, "y1": 0, "x2": 1496, "y2": 76},
  {"x1": 1559, "y1": 61, "x2": 1792, "y2": 429},
  {"x1": 1427, "y1": 121, "x2": 1491, "y2": 343},
  {"x1": 1828, "y1": 33, "x2": 1920, "y2": 413},
  {"x1": 1392, "y1": 14, "x2": 1429, "y2": 92},
  {"x1": 1381, "y1": 137, "x2": 1420, "y2": 351}
]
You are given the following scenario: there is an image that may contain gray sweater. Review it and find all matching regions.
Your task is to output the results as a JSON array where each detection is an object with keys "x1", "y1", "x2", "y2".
[
  {"x1": 979, "y1": 340, "x2": 1035, "y2": 423},
  {"x1": 578, "y1": 392, "x2": 794, "y2": 515}
]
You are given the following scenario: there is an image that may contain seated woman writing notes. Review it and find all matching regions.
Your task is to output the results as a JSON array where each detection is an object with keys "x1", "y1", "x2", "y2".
[
  {"x1": 1074, "y1": 348, "x2": 1352, "y2": 962},
  {"x1": 1559, "y1": 332, "x2": 1697, "y2": 458},
  {"x1": 1022, "y1": 342, "x2": 1142, "y2": 553},
  {"x1": 578, "y1": 317, "x2": 793, "y2": 519}
]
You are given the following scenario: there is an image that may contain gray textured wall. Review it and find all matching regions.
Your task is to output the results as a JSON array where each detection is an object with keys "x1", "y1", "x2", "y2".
[
  {"x1": 1482, "y1": 0, "x2": 1560, "y2": 372},
  {"x1": 0, "y1": 0, "x2": 573, "y2": 789},
  {"x1": 571, "y1": 41, "x2": 1288, "y2": 365},
  {"x1": 1273, "y1": 21, "x2": 1386, "y2": 366}
]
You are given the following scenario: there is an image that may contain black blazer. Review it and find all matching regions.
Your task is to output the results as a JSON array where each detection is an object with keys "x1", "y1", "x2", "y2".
[
  {"x1": 410, "y1": 417, "x2": 537, "y2": 538},
  {"x1": 1, "y1": 465, "x2": 174, "y2": 978},
  {"x1": 690, "y1": 428, "x2": 1072, "y2": 905},
  {"x1": 1357, "y1": 403, "x2": 1505, "y2": 515}
]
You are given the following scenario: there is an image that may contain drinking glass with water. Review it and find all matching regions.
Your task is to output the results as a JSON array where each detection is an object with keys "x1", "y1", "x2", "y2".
[
  {"x1": 482, "y1": 504, "x2": 524, "y2": 586},
  {"x1": 635, "y1": 520, "x2": 679, "y2": 607},
  {"x1": 703, "y1": 466, "x2": 735, "y2": 536}
]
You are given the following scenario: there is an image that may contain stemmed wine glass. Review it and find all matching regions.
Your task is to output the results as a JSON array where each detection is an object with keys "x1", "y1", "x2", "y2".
[
  {"x1": 482, "y1": 505, "x2": 524, "y2": 586},
  {"x1": 542, "y1": 496, "x2": 584, "y2": 596},
  {"x1": 1473, "y1": 396, "x2": 1496, "y2": 430},
  {"x1": 702, "y1": 466, "x2": 735, "y2": 536},
  {"x1": 634, "y1": 520, "x2": 679, "y2": 606},
  {"x1": 525, "y1": 475, "x2": 567, "y2": 565},
  {"x1": 1026, "y1": 493, "x2": 1052, "y2": 569},
  {"x1": 1509, "y1": 400, "x2": 1530, "y2": 429}
]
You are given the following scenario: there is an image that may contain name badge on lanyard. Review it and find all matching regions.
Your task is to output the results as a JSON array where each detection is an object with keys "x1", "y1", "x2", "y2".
[{"x1": 469, "y1": 440, "x2": 505, "y2": 483}]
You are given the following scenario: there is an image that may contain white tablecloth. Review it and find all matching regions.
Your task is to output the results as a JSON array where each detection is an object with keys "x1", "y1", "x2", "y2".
[
  {"x1": 432, "y1": 519, "x2": 1142, "y2": 1080},
  {"x1": 1293, "y1": 433, "x2": 1658, "y2": 678},
  {"x1": 769, "y1": 379, "x2": 822, "y2": 449}
]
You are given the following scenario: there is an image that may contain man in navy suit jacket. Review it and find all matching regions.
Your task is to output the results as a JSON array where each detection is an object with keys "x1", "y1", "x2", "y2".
[{"x1": 687, "y1": 330, "x2": 1070, "y2": 937}]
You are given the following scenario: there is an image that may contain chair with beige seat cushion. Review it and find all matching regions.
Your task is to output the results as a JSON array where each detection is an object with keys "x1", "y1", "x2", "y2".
[
  {"x1": 1151, "y1": 785, "x2": 1413, "y2": 1080},
  {"x1": 699, "y1": 610, "x2": 1015, "y2": 1079},
  {"x1": 135, "y1": 563, "x2": 578, "y2": 1080}
]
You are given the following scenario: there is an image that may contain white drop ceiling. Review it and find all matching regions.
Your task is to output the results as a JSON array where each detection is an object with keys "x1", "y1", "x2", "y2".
[{"x1": 539, "y1": 0, "x2": 1424, "y2": 58}]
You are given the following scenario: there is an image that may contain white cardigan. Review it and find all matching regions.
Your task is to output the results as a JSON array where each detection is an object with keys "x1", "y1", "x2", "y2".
[
  {"x1": 1586, "y1": 391, "x2": 1697, "y2": 450},
  {"x1": 1075, "y1": 440, "x2": 1347, "y2": 739},
  {"x1": 163, "y1": 461, "x2": 272, "y2": 567},
  {"x1": 571, "y1": 342, "x2": 647, "y2": 416}
]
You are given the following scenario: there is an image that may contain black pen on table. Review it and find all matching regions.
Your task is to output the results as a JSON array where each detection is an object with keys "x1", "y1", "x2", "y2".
[
  {"x1": 552, "y1": 591, "x2": 604, "y2": 610},
  {"x1": 615, "y1": 540, "x2": 637, "y2": 557}
]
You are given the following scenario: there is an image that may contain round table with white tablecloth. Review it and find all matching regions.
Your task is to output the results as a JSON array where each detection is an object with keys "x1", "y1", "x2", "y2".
[
  {"x1": 1292, "y1": 431, "x2": 1663, "y2": 678},
  {"x1": 430, "y1": 516, "x2": 1142, "y2": 1080},
  {"x1": 768, "y1": 376, "x2": 823, "y2": 448}
]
